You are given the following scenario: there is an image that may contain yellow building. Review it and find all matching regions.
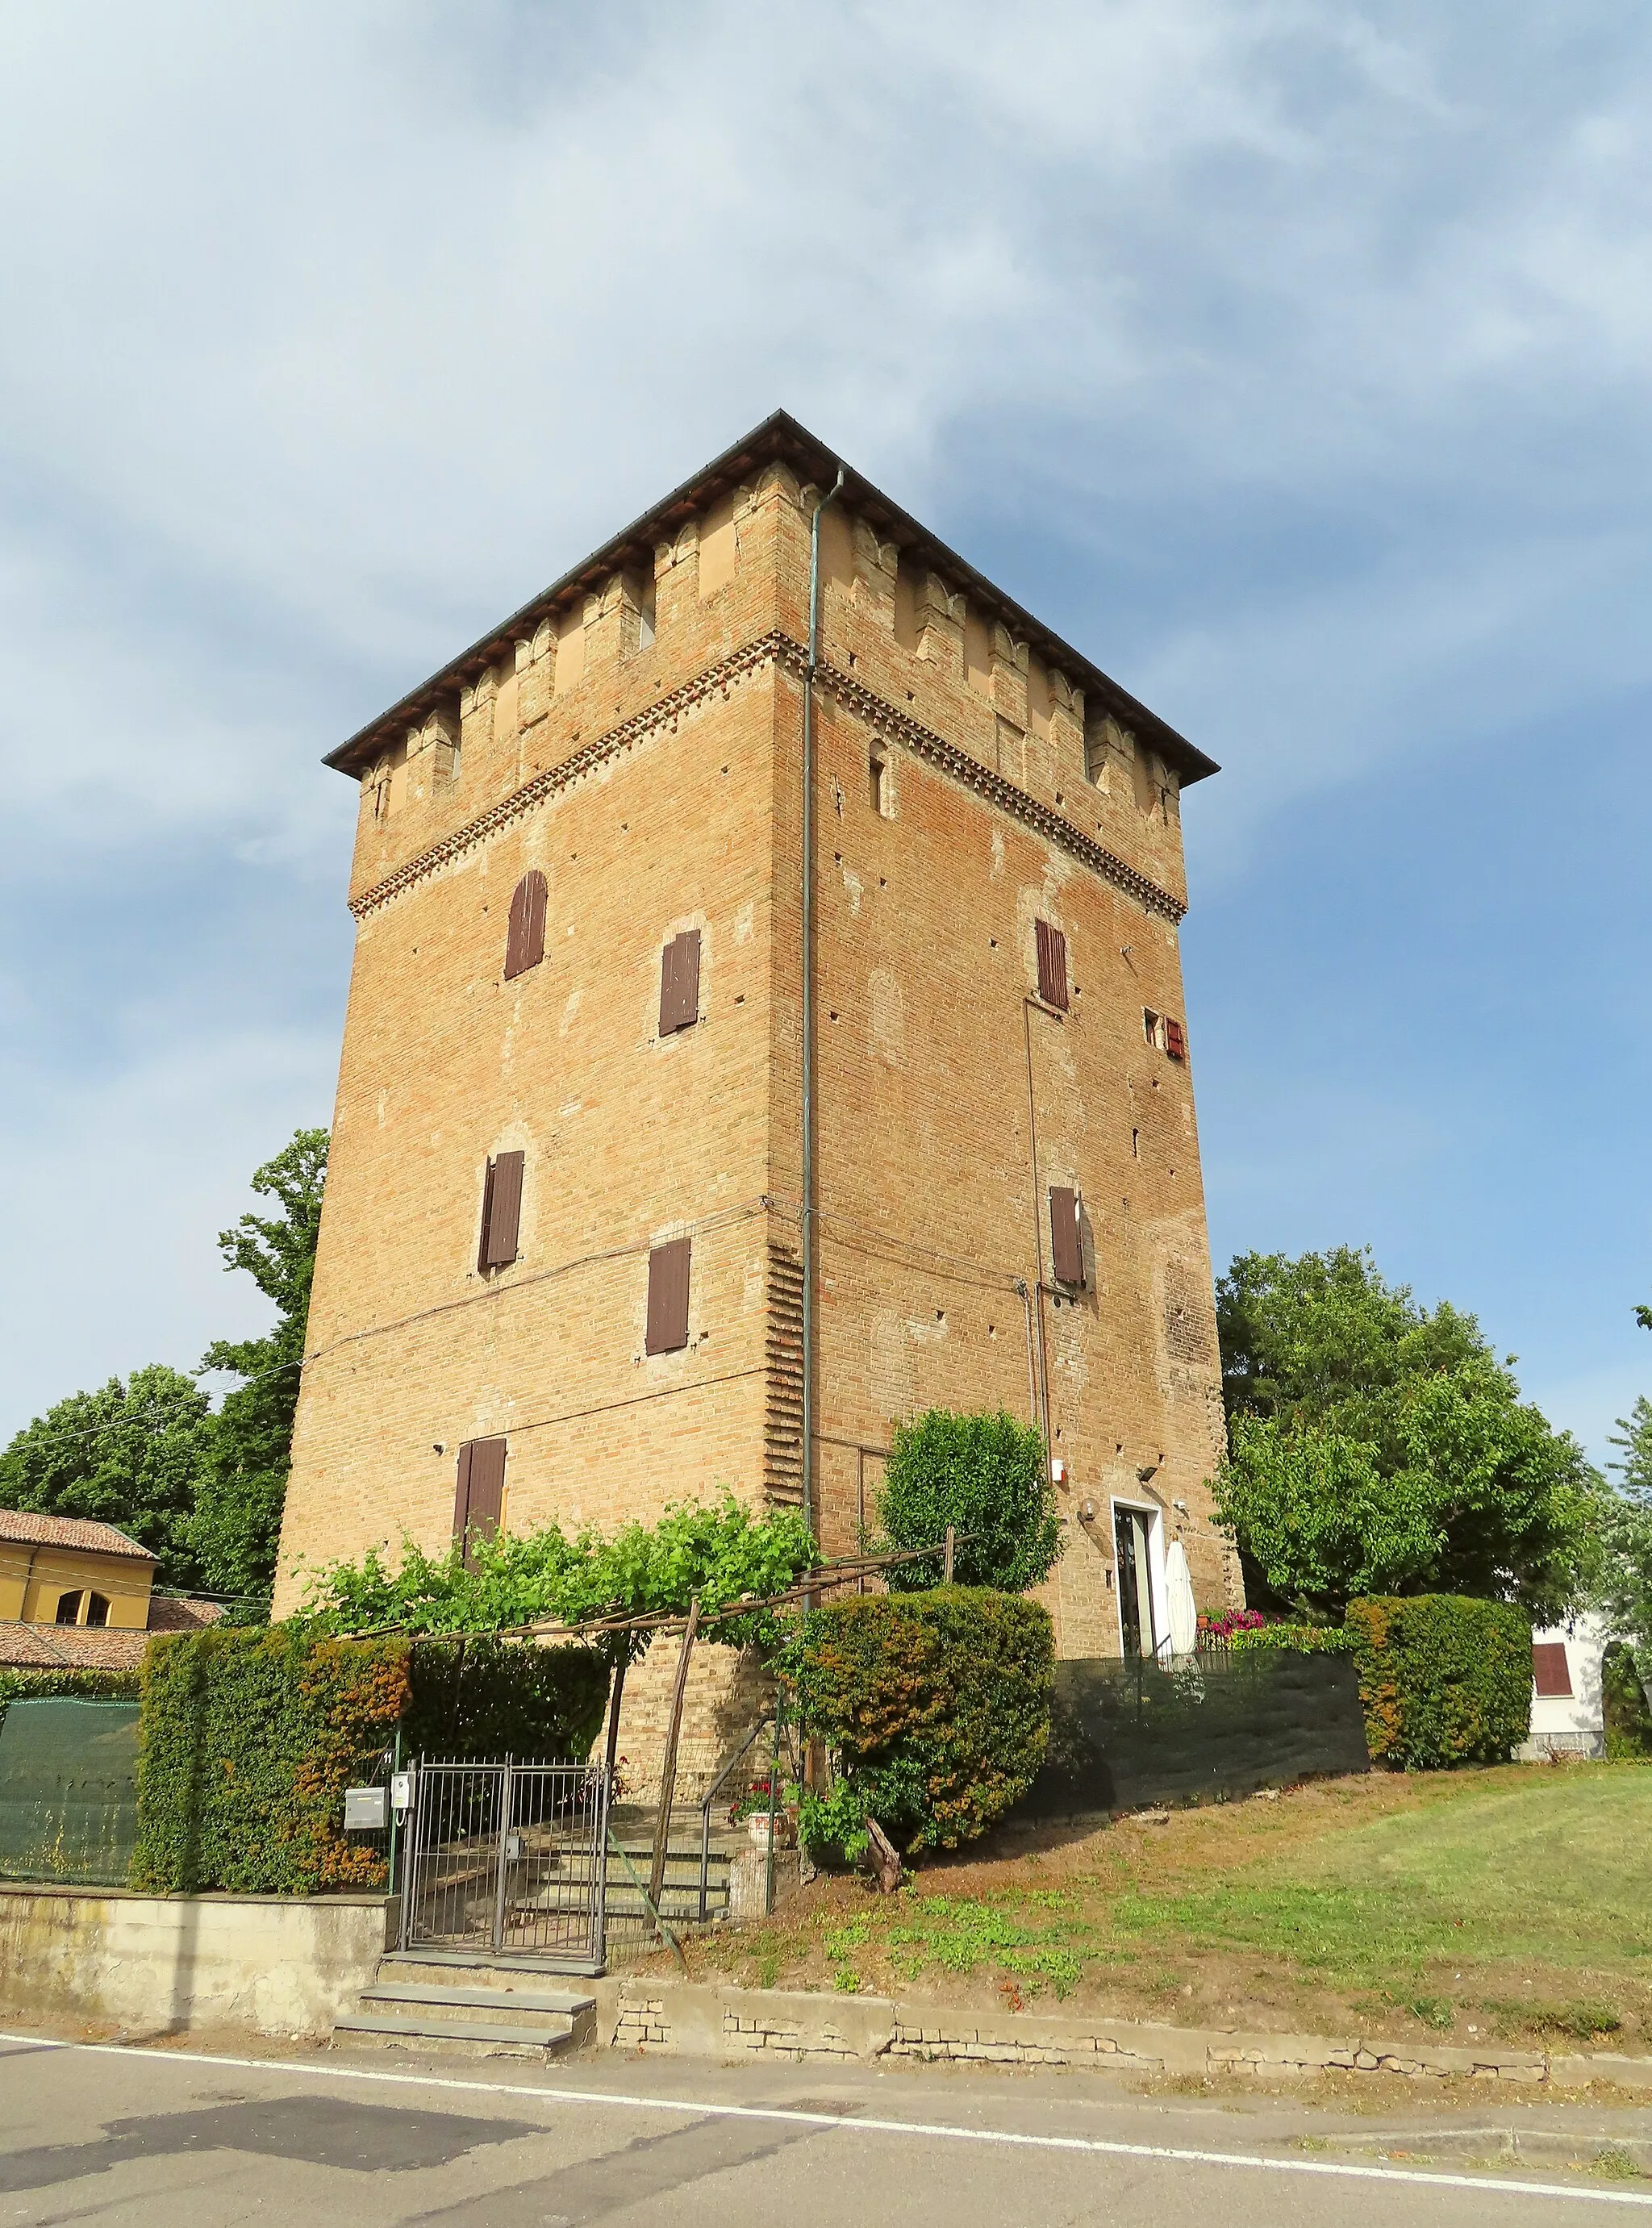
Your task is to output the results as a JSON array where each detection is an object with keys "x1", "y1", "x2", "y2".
[{"x1": 0, "y1": 1510, "x2": 155, "y2": 1633}]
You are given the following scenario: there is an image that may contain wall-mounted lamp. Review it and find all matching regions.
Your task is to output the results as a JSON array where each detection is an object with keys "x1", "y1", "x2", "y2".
[
  {"x1": 1137, "y1": 1462, "x2": 1159, "y2": 1484},
  {"x1": 1078, "y1": 1497, "x2": 1098, "y2": 1524}
]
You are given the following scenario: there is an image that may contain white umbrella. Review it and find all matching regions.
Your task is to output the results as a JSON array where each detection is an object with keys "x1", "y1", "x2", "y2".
[{"x1": 1166, "y1": 1539, "x2": 1199, "y2": 1657}]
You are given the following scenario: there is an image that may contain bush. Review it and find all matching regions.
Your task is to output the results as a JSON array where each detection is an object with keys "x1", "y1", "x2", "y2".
[
  {"x1": 878, "y1": 1409, "x2": 1061, "y2": 1592},
  {"x1": 0, "y1": 1665, "x2": 141, "y2": 1736},
  {"x1": 1603, "y1": 1642, "x2": 1652, "y2": 1762},
  {"x1": 404, "y1": 1637, "x2": 609, "y2": 1760},
  {"x1": 131, "y1": 1627, "x2": 410, "y2": 1894},
  {"x1": 1229, "y1": 1622, "x2": 1354, "y2": 1655},
  {"x1": 787, "y1": 1589, "x2": 1054, "y2": 1855},
  {"x1": 1345, "y1": 1595, "x2": 1531, "y2": 1767}
]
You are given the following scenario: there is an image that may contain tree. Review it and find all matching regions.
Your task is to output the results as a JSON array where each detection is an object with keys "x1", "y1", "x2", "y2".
[
  {"x1": 0, "y1": 1366, "x2": 212, "y2": 1588},
  {"x1": 193, "y1": 1128, "x2": 328, "y2": 1600},
  {"x1": 1211, "y1": 1246, "x2": 1598, "y2": 1621},
  {"x1": 1597, "y1": 1396, "x2": 1652, "y2": 1674},
  {"x1": 876, "y1": 1408, "x2": 1062, "y2": 1592}
]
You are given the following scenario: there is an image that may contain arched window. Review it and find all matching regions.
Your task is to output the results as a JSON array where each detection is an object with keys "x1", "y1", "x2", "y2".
[
  {"x1": 55, "y1": 1591, "x2": 83, "y2": 1626},
  {"x1": 503, "y1": 870, "x2": 548, "y2": 979},
  {"x1": 85, "y1": 1593, "x2": 111, "y2": 1629}
]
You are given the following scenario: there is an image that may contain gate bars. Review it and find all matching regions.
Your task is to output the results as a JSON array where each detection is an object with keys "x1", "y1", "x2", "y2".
[{"x1": 400, "y1": 1759, "x2": 609, "y2": 1965}]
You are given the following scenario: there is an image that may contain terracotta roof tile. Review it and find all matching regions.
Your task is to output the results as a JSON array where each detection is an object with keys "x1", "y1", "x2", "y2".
[
  {"x1": 145, "y1": 1596, "x2": 227, "y2": 1633},
  {"x1": 0, "y1": 1621, "x2": 148, "y2": 1670},
  {"x1": 0, "y1": 1509, "x2": 156, "y2": 1561}
]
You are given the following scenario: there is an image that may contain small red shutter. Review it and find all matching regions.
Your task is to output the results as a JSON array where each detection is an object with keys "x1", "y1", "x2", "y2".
[
  {"x1": 1036, "y1": 920, "x2": 1069, "y2": 1012},
  {"x1": 1164, "y1": 1016, "x2": 1187, "y2": 1061},
  {"x1": 504, "y1": 871, "x2": 548, "y2": 980},
  {"x1": 659, "y1": 930, "x2": 701, "y2": 1034},
  {"x1": 482, "y1": 1149, "x2": 524, "y2": 1267},
  {"x1": 452, "y1": 1441, "x2": 473, "y2": 1540},
  {"x1": 1532, "y1": 1642, "x2": 1572, "y2": 1698},
  {"x1": 645, "y1": 1237, "x2": 692, "y2": 1354},
  {"x1": 1049, "y1": 1186, "x2": 1084, "y2": 1286}
]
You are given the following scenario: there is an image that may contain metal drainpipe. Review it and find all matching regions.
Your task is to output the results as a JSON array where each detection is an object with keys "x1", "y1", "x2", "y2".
[
  {"x1": 1021, "y1": 997, "x2": 1056, "y2": 1463},
  {"x1": 800, "y1": 467, "x2": 846, "y2": 1542}
]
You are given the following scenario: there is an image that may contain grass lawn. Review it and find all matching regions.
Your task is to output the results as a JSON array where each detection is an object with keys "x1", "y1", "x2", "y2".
[{"x1": 665, "y1": 1763, "x2": 1652, "y2": 2051}]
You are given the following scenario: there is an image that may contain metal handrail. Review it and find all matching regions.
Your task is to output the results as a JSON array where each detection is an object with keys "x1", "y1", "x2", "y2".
[{"x1": 697, "y1": 1717, "x2": 770, "y2": 1921}]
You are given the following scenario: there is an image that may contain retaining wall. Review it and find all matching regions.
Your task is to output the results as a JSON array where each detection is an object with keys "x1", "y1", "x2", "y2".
[{"x1": 0, "y1": 1884, "x2": 392, "y2": 2042}]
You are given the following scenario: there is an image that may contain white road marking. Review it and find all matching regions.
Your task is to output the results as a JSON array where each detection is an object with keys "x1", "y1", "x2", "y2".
[{"x1": 1, "y1": 2032, "x2": 1646, "y2": 2209}]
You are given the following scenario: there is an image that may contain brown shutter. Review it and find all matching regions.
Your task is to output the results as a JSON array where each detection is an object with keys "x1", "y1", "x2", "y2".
[
  {"x1": 482, "y1": 1149, "x2": 524, "y2": 1267},
  {"x1": 1164, "y1": 1016, "x2": 1187, "y2": 1061},
  {"x1": 453, "y1": 1437, "x2": 507, "y2": 1566},
  {"x1": 645, "y1": 1237, "x2": 692, "y2": 1354},
  {"x1": 1036, "y1": 920, "x2": 1069, "y2": 1011},
  {"x1": 659, "y1": 929, "x2": 701, "y2": 1034},
  {"x1": 1532, "y1": 1642, "x2": 1572, "y2": 1698},
  {"x1": 452, "y1": 1440, "x2": 474, "y2": 1541},
  {"x1": 1049, "y1": 1186, "x2": 1084, "y2": 1287},
  {"x1": 504, "y1": 870, "x2": 548, "y2": 980},
  {"x1": 476, "y1": 1160, "x2": 497, "y2": 1275}
]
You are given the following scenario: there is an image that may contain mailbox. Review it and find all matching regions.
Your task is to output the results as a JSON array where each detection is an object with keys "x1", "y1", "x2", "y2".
[{"x1": 343, "y1": 1786, "x2": 388, "y2": 1830}]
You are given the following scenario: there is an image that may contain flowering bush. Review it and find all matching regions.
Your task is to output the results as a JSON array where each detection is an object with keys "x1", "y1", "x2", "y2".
[{"x1": 1197, "y1": 1608, "x2": 1266, "y2": 1641}]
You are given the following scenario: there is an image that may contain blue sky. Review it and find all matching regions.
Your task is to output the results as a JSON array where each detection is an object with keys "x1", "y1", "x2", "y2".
[{"x1": 1, "y1": 1, "x2": 1647, "y2": 1466}]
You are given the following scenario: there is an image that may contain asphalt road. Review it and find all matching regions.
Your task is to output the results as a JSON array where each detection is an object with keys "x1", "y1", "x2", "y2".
[{"x1": 3, "y1": 2028, "x2": 1650, "y2": 2228}]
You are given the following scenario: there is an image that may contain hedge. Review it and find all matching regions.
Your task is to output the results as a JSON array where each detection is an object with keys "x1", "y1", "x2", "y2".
[
  {"x1": 1345, "y1": 1595, "x2": 1531, "y2": 1767},
  {"x1": 1603, "y1": 1642, "x2": 1652, "y2": 1763},
  {"x1": 1229, "y1": 1623, "x2": 1354, "y2": 1655},
  {"x1": 131, "y1": 1628, "x2": 411, "y2": 1895},
  {"x1": 787, "y1": 1589, "x2": 1054, "y2": 1855},
  {"x1": 0, "y1": 1666, "x2": 141, "y2": 1737},
  {"x1": 129, "y1": 1627, "x2": 613, "y2": 1895},
  {"x1": 404, "y1": 1636, "x2": 608, "y2": 1761}
]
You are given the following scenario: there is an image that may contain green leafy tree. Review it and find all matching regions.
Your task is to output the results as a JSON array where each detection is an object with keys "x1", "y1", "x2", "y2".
[
  {"x1": 1212, "y1": 1247, "x2": 1598, "y2": 1621},
  {"x1": 193, "y1": 1128, "x2": 328, "y2": 1600},
  {"x1": 1597, "y1": 1396, "x2": 1652, "y2": 1675},
  {"x1": 876, "y1": 1408, "x2": 1061, "y2": 1592},
  {"x1": 0, "y1": 1366, "x2": 211, "y2": 1587}
]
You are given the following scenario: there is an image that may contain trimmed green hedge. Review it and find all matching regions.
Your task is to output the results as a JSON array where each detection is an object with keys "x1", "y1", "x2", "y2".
[
  {"x1": 1229, "y1": 1623, "x2": 1354, "y2": 1655},
  {"x1": 0, "y1": 1665, "x2": 141, "y2": 1737},
  {"x1": 1346, "y1": 1595, "x2": 1531, "y2": 1767},
  {"x1": 405, "y1": 1636, "x2": 608, "y2": 1761},
  {"x1": 788, "y1": 1589, "x2": 1054, "y2": 1855},
  {"x1": 132, "y1": 1628, "x2": 411, "y2": 1894}
]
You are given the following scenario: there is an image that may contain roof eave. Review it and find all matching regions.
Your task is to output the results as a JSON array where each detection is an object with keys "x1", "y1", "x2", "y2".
[{"x1": 325, "y1": 410, "x2": 1219, "y2": 790}]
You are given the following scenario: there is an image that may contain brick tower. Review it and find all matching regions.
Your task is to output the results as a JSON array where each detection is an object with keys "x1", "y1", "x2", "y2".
[{"x1": 273, "y1": 415, "x2": 1240, "y2": 1781}]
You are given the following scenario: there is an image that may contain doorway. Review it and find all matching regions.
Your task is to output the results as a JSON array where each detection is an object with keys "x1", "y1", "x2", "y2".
[{"x1": 1114, "y1": 1502, "x2": 1161, "y2": 1659}]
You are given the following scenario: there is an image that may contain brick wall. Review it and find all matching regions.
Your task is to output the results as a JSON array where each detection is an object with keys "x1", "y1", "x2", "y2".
[{"x1": 276, "y1": 448, "x2": 1240, "y2": 1776}]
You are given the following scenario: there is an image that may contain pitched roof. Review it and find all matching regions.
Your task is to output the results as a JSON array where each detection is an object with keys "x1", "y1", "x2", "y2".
[
  {"x1": 145, "y1": 1595, "x2": 227, "y2": 1633},
  {"x1": 325, "y1": 410, "x2": 1220, "y2": 791},
  {"x1": 0, "y1": 1621, "x2": 148, "y2": 1670},
  {"x1": 0, "y1": 1509, "x2": 156, "y2": 1562}
]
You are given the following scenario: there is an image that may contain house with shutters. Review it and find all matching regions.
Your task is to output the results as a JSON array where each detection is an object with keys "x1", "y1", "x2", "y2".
[{"x1": 273, "y1": 412, "x2": 1242, "y2": 1778}]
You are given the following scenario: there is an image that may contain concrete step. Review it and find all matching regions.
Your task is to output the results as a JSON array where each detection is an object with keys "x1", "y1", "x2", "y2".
[
  {"x1": 363, "y1": 1981, "x2": 595, "y2": 2017},
  {"x1": 336, "y1": 2012, "x2": 579, "y2": 2052},
  {"x1": 385, "y1": 1948, "x2": 607, "y2": 1980}
]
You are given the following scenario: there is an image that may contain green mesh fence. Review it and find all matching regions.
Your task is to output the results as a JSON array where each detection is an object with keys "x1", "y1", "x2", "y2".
[{"x1": 0, "y1": 1698, "x2": 140, "y2": 1887}]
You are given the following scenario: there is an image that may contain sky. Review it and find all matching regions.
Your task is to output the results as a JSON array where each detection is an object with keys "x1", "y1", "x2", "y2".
[{"x1": 0, "y1": 1, "x2": 1647, "y2": 1468}]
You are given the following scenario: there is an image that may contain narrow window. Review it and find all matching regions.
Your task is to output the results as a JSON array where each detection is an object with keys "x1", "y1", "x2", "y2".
[
  {"x1": 638, "y1": 575, "x2": 657, "y2": 649},
  {"x1": 1049, "y1": 1186, "x2": 1085, "y2": 1287},
  {"x1": 85, "y1": 1592, "x2": 110, "y2": 1629},
  {"x1": 1035, "y1": 920, "x2": 1069, "y2": 1012},
  {"x1": 54, "y1": 1591, "x2": 83, "y2": 1627},
  {"x1": 1143, "y1": 1008, "x2": 1162, "y2": 1049},
  {"x1": 477, "y1": 1149, "x2": 525, "y2": 1272},
  {"x1": 1164, "y1": 1016, "x2": 1187, "y2": 1061},
  {"x1": 870, "y1": 741, "x2": 890, "y2": 817},
  {"x1": 1532, "y1": 1642, "x2": 1573, "y2": 1698},
  {"x1": 503, "y1": 870, "x2": 548, "y2": 980},
  {"x1": 658, "y1": 929, "x2": 702, "y2": 1035},
  {"x1": 645, "y1": 1237, "x2": 692, "y2": 1354},
  {"x1": 453, "y1": 1436, "x2": 507, "y2": 1566}
]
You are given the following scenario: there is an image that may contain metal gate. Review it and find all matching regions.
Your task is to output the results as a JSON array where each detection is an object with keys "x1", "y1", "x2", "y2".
[{"x1": 400, "y1": 1760, "x2": 608, "y2": 1966}]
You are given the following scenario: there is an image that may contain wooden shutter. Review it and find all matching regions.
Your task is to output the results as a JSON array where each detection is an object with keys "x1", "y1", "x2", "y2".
[
  {"x1": 503, "y1": 870, "x2": 548, "y2": 979},
  {"x1": 1035, "y1": 920, "x2": 1069, "y2": 1012},
  {"x1": 659, "y1": 929, "x2": 701, "y2": 1034},
  {"x1": 1049, "y1": 1186, "x2": 1084, "y2": 1287},
  {"x1": 478, "y1": 1149, "x2": 524, "y2": 1270},
  {"x1": 1532, "y1": 1642, "x2": 1572, "y2": 1698},
  {"x1": 645, "y1": 1237, "x2": 692, "y2": 1354},
  {"x1": 453, "y1": 1437, "x2": 507, "y2": 1565},
  {"x1": 1164, "y1": 1016, "x2": 1187, "y2": 1061}
]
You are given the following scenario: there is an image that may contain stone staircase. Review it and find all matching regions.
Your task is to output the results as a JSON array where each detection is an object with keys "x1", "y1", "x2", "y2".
[{"x1": 335, "y1": 1953, "x2": 598, "y2": 2058}]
